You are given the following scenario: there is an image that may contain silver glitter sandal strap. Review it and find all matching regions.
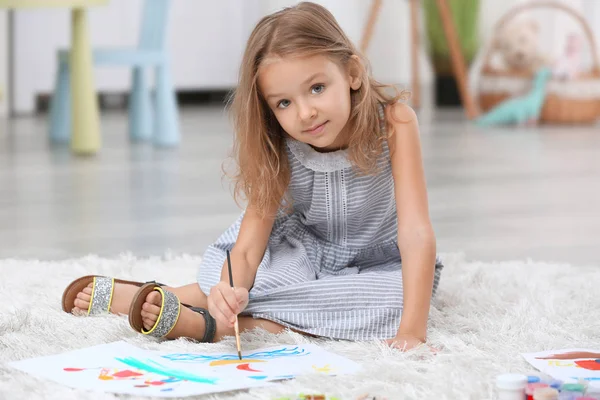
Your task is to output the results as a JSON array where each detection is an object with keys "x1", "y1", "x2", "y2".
[
  {"x1": 142, "y1": 287, "x2": 181, "y2": 338},
  {"x1": 88, "y1": 277, "x2": 114, "y2": 315}
]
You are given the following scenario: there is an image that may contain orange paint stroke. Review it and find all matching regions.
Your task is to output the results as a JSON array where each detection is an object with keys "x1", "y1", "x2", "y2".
[{"x1": 98, "y1": 368, "x2": 113, "y2": 380}]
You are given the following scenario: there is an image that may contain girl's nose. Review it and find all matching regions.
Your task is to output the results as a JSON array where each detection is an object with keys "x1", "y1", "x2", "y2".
[{"x1": 297, "y1": 102, "x2": 317, "y2": 121}]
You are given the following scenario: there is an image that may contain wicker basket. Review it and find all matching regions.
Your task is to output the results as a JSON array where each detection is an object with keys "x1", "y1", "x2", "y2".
[{"x1": 477, "y1": 1, "x2": 600, "y2": 124}]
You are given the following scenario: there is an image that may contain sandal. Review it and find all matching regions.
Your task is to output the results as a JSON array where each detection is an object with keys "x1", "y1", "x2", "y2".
[
  {"x1": 61, "y1": 275, "x2": 164, "y2": 316},
  {"x1": 128, "y1": 282, "x2": 217, "y2": 342}
]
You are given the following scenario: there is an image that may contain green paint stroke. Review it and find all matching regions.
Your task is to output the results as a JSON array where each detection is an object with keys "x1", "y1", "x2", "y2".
[{"x1": 116, "y1": 357, "x2": 218, "y2": 385}]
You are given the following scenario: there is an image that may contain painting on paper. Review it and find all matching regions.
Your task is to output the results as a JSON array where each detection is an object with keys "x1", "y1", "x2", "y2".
[
  {"x1": 522, "y1": 348, "x2": 600, "y2": 390},
  {"x1": 9, "y1": 341, "x2": 361, "y2": 397}
]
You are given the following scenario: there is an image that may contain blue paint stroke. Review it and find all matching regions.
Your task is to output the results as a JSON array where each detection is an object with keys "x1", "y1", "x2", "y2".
[
  {"x1": 249, "y1": 375, "x2": 296, "y2": 381},
  {"x1": 162, "y1": 346, "x2": 310, "y2": 363},
  {"x1": 116, "y1": 357, "x2": 218, "y2": 385},
  {"x1": 161, "y1": 388, "x2": 174, "y2": 392}
]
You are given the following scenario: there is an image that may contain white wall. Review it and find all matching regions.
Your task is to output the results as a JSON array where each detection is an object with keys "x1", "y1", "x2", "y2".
[
  {"x1": 13, "y1": 3, "x2": 138, "y2": 114},
  {"x1": 12, "y1": 0, "x2": 433, "y2": 114},
  {"x1": 12, "y1": 0, "x2": 253, "y2": 114},
  {"x1": 9, "y1": 0, "x2": 600, "y2": 114},
  {"x1": 0, "y1": 10, "x2": 8, "y2": 117}
]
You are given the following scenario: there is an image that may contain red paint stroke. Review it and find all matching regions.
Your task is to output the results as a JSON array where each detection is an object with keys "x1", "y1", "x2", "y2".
[
  {"x1": 236, "y1": 363, "x2": 263, "y2": 372},
  {"x1": 63, "y1": 367, "x2": 143, "y2": 379},
  {"x1": 112, "y1": 369, "x2": 144, "y2": 378},
  {"x1": 145, "y1": 380, "x2": 166, "y2": 386},
  {"x1": 575, "y1": 359, "x2": 600, "y2": 371}
]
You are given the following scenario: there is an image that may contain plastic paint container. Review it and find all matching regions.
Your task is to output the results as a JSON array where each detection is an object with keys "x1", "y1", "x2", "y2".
[
  {"x1": 544, "y1": 380, "x2": 563, "y2": 389},
  {"x1": 559, "y1": 392, "x2": 581, "y2": 400},
  {"x1": 527, "y1": 383, "x2": 550, "y2": 399},
  {"x1": 496, "y1": 373, "x2": 528, "y2": 400},
  {"x1": 561, "y1": 384, "x2": 586, "y2": 393},
  {"x1": 559, "y1": 393, "x2": 579, "y2": 400},
  {"x1": 533, "y1": 387, "x2": 559, "y2": 400}
]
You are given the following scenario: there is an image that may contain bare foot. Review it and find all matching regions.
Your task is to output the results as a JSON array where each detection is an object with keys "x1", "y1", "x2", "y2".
[
  {"x1": 73, "y1": 282, "x2": 142, "y2": 315},
  {"x1": 140, "y1": 290, "x2": 162, "y2": 331},
  {"x1": 140, "y1": 290, "x2": 207, "y2": 341}
]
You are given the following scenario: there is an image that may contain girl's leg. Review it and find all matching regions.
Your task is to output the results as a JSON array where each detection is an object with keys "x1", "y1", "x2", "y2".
[
  {"x1": 164, "y1": 283, "x2": 208, "y2": 307},
  {"x1": 73, "y1": 282, "x2": 206, "y2": 316},
  {"x1": 140, "y1": 283, "x2": 207, "y2": 329},
  {"x1": 140, "y1": 290, "x2": 287, "y2": 342},
  {"x1": 75, "y1": 281, "x2": 289, "y2": 342}
]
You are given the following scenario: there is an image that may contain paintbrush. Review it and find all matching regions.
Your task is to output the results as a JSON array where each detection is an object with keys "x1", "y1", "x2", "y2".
[{"x1": 226, "y1": 250, "x2": 242, "y2": 360}]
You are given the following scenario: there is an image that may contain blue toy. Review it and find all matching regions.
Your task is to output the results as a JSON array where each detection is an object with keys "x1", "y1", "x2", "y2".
[{"x1": 476, "y1": 67, "x2": 552, "y2": 126}]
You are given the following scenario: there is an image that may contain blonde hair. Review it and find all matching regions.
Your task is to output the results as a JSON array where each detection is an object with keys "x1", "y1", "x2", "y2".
[{"x1": 227, "y1": 1, "x2": 406, "y2": 216}]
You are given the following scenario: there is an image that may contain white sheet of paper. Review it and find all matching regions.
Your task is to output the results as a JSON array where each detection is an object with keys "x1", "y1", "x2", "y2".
[
  {"x1": 9, "y1": 341, "x2": 362, "y2": 397},
  {"x1": 522, "y1": 348, "x2": 600, "y2": 390}
]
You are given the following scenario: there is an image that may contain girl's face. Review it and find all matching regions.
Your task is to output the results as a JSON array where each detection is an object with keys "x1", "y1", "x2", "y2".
[{"x1": 258, "y1": 54, "x2": 361, "y2": 152}]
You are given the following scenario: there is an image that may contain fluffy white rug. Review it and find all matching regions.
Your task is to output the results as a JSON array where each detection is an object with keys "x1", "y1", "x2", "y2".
[{"x1": 1, "y1": 253, "x2": 599, "y2": 400}]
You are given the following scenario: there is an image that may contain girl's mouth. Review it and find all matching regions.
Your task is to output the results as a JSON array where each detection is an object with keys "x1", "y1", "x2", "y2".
[{"x1": 303, "y1": 121, "x2": 328, "y2": 135}]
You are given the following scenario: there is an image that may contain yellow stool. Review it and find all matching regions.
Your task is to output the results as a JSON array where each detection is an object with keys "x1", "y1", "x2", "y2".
[{"x1": 0, "y1": 0, "x2": 108, "y2": 155}]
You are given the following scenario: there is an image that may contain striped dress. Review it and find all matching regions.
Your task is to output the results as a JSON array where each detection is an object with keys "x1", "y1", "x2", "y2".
[{"x1": 197, "y1": 117, "x2": 444, "y2": 341}]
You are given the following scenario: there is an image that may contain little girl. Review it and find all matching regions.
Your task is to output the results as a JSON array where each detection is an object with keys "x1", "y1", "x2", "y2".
[{"x1": 61, "y1": 1, "x2": 443, "y2": 350}]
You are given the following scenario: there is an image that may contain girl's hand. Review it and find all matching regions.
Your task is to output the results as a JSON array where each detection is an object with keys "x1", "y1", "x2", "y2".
[
  {"x1": 385, "y1": 333, "x2": 437, "y2": 353},
  {"x1": 207, "y1": 281, "x2": 249, "y2": 328}
]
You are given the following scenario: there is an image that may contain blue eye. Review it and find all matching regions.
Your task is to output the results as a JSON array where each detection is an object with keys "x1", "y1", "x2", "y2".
[
  {"x1": 277, "y1": 100, "x2": 290, "y2": 108},
  {"x1": 311, "y1": 84, "x2": 325, "y2": 94},
  {"x1": 277, "y1": 99, "x2": 291, "y2": 109}
]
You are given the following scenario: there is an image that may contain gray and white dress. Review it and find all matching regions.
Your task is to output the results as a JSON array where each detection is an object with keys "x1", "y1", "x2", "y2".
[{"x1": 197, "y1": 126, "x2": 443, "y2": 341}]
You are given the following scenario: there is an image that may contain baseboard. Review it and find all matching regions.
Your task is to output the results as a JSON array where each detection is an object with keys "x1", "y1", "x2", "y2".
[{"x1": 35, "y1": 89, "x2": 234, "y2": 113}]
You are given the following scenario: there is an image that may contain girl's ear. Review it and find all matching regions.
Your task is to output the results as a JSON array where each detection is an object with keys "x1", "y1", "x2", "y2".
[{"x1": 347, "y1": 55, "x2": 363, "y2": 90}]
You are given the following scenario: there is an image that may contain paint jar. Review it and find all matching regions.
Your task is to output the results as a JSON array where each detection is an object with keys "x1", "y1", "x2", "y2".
[
  {"x1": 533, "y1": 387, "x2": 559, "y2": 400},
  {"x1": 579, "y1": 395, "x2": 600, "y2": 400},
  {"x1": 559, "y1": 392, "x2": 581, "y2": 400},
  {"x1": 527, "y1": 383, "x2": 549, "y2": 400},
  {"x1": 561, "y1": 384, "x2": 586, "y2": 393},
  {"x1": 562, "y1": 383, "x2": 585, "y2": 393},
  {"x1": 496, "y1": 373, "x2": 528, "y2": 400},
  {"x1": 541, "y1": 379, "x2": 563, "y2": 390}
]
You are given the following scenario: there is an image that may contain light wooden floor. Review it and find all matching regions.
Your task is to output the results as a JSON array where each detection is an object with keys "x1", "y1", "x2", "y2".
[{"x1": 1, "y1": 105, "x2": 598, "y2": 266}]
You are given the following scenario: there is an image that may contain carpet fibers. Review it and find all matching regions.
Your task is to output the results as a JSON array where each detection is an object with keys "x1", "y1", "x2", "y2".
[{"x1": 1, "y1": 253, "x2": 599, "y2": 399}]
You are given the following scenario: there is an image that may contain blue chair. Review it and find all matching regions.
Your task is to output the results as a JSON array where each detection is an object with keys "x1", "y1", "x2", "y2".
[{"x1": 49, "y1": 0, "x2": 180, "y2": 147}]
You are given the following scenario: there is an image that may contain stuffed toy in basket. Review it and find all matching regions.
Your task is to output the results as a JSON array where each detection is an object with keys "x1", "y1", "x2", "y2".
[{"x1": 477, "y1": 1, "x2": 600, "y2": 125}]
